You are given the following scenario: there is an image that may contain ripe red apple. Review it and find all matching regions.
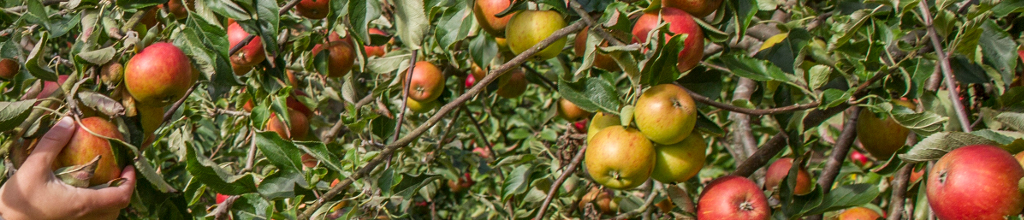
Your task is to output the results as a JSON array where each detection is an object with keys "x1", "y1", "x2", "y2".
[
  {"x1": 216, "y1": 194, "x2": 229, "y2": 204},
  {"x1": 632, "y1": 7, "x2": 705, "y2": 73},
  {"x1": 295, "y1": 0, "x2": 331, "y2": 20},
  {"x1": 697, "y1": 175, "x2": 770, "y2": 220},
  {"x1": 302, "y1": 153, "x2": 318, "y2": 168},
  {"x1": 496, "y1": 68, "x2": 527, "y2": 98},
  {"x1": 764, "y1": 158, "x2": 813, "y2": 195},
  {"x1": 928, "y1": 145, "x2": 1024, "y2": 219},
  {"x1": 288, "y1": 91, "x2": 314, "y2": 116},
  {"x1": 465, "y1": 74, "x2": 476, "y2": 88},
  {"x1": 663, "y1": 0, "x2": 723, "y2": 17},
  {"x1": 227, "y1": 23, "x2": 266, "y2": 68},
  {"x1": 54, "y1": 117, "x2": 126, "y2": 186},
  {"x1": 266, "y1": 111, "x2": 310, "y2": 140},
  {"x1": 406, "y1": 97, "x2": 439, "y2": 113},
  {"x1": 0, "y1": 58, "x2": 18, "y2": 80},
  {"x1": 505, "y1": 10, "x2": 567, "y2": 61},
  {"x1": 573, "y1": 120, "x2": 587, "y2": 132},
  {"x1": 849, "y1": 150, "x2": 869, "y2": 165},
  {"x1": 584, "y1": 126, "x2": 656, "y2": 190},
  {"x1": 587, "y1": 112, "x2": 620, "y2": 143},
  {"x1": 557, "y1": 98, "x2": 591, "y2": 121},
  {"x1": 856, "y1": 99, "x2": 915, "y2": 160},
  {"x1": 633, "y1": 84, "x2": 697, "y2": 145},
  {"x1": 446, "y1": 173, "x2": 475, "y2": 193},
  {"x1": 579, "y1": 187, "x2": 618, "y2": 214},
  {"x1": 311, "y1": 36, "x2": 356, "y2": 77},
  {"x1": 405, "y1": 61, "x2": 446, "y2": 102},
  {"x1": 125, "y1": 42, "x2": 195, "y2": 106},
  {"x1": 836, "y1": 207, "x2": 882, "y2": 220},
  {"x1": 364, "y1": 28, "x2": 390, "y2": 57},
  {"x1": 36, "y1": 75, "x2": 70, "y2": 99},
  {"x1": 473, "y1": 0, "x2": 515, "y2": 37},
  {"x1": 574, "y1": 27, "x2": 620, "y2": 72},
  {"x1": 138, "y1": 7, "x2": 158, "y2": 29},
  {"x1": 165, "y1": 0, "x2": 194, "y2": 19},
  {"x1": 650, "y1": 132, "x2": 706, "y2": 183},
  {"x1": 472, "y1": 146, "x2": 491, "y2": 159}
]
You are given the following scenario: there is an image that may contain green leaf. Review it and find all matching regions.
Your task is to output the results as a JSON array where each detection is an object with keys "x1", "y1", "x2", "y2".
[
  {"x1": 805, "y1": 184, "x2": 880, "y2": 215},
  {"x1": 885, "y1": 103, "x2": 947, "y2": 136},
  {"x1": 469, "y1": 33, "x2": 498, "y2": 69},
  {"x1": 257, "y1": 170, "x2": 303, "y2": 199},
  {"x1": 349, "y1": 0, "x2": 383, "y2": 47},
  {"x1": 115, "y1": 0, "x2": 166, "y2": 10},
  {"x1": 754, "y1": 28, "x2": 810, "y2": 74},
  {"x1": 557, "y1": 77, "x2": 621, "y2": 113},
  {"x1": 979, "y1": 20, "x2": 1017, "y2": 89},
  {"x1": 395, "y1": 174, "x2": 441, "y2": 198},
  {"x1": 734, "y1": 0, "x2": 757, "y2": 38},
  {"x1": 807, "y1": 65, "x2": 832, "y2": 90},
  {"x1": 184, "y1": 141, "x2": 257, "y2": 195},
  {"x1": 393, "y1": 0, "x2": 428, "y2": 49},
  {"x1": 254, "y1": 132, "x2": 303, "y2": 173},
  {"x1": 996, "y1": 112, "x2": 1024, "y2": 131},
  {"x1": 640, "y1": 33, "x2": 688, "y2": 85},
  {"x1": 819, "y1": 89, "x2": 852, "y2": 109},
  {"x1": 717, "y1": 54, "x2": 789, "y2": 82},
  {"x1": 0, "y1": 100, "x2": 36, "y2": 131},
  {"x1": 501, "y1": 164, "x2": 533, "y2": 202},
  {"x1": 77, "y1": 91, "x2": 124, "y2": 117},
  {"x1": 135, "y1": 155, "x2": 176, "y2": 193},
  {"x1": 294, "y1": 141, "x2": 346, "y2": 173},
  {"x1": 76, "y1": 47, "x2": 116, "y2": 65},
  {"x1": 900, "y1": 132, "x2": 1000, "y2": 162},
  {"x1": 252, "y1": 0, "x2": 280, "y2": 58},
  {"x1": 993, "y1": 0, "x2": 1024, "y2": 17},
  {"x1": 26, "y1": 32, "x2": 57, "y2": 81},
  {"x1": 435, "y1": 1, "x2": 473, "y2": 50}
]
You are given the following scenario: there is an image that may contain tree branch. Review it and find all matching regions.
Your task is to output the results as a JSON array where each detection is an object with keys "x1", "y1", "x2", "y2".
[
  {"x1": 686, "y1": 87, "x2": 819, "y2": 116},
  {"x1": 162, "y1": 83, "x2": 198, "y2": 122},
  {"x1": 393, "y1": 52, "x2": 418, "y2": 143},
  {"x1": 917, "y1": 1, "x2": 972, "y2": 132},
  {"x1": 534, "y1": 145, "x2": 587, "y2": 219},
  {"x1": 886, "y1": 164, "x2": 914, "y2": 220},
  {"x1": 807, "y1": 107, "x2": 860, "y2": 220}
]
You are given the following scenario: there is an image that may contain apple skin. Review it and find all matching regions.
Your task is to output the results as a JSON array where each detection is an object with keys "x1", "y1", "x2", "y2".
[
  {"x1": 1014, "y1": 151, "x2": 1024, "y2": 168},
  {"x1": 311, "y1": 38, "x2": 356, "y2": 78},
  {"x1": 473, "y1": 0, "x2": 515, "y2": 37},
  {"x1": 650, "y1": 132, "x2": 706, "y2": 183},
  {"x1": 165, "y1": 0, "x2": 194, "y2": 19},
  {"x1": 405, "y1": 61, "x2": 446, "y2": 102},
  {"x1": 36, "y1": 75, "x2": 70, "y2": 99},
  {"x1": 364, "y1": 28, "x2": 389, "y2": 57},
  {"x1": 446, "y1": 173, "x2": 475, "y2": 193},
  {"x1": 0, "y1": 58, "x2": 18, "y2": 80},
  {"x1": 137, "y1": 104, "x2": 165, "y2": 138},
  {"x1": 465, "y1": 74, "x2": 476, "y2": 88},
  {"x1": 697, "y1": 175, "x2": 770, "y2": 220},
  {"x1": 927, "y1": 145, "x2": 1024, "y2": 220},
  {"x1": 470, "y1": 63, "x2": 487, "y2": 81},
  {"x1": 227, "y1": 23, "x2": 266, "y2": 68},
  {"x1": 505, "y1": 10, "x2": 567, "y2": 61},
  {"x1": 856, "y1": 99, "x2": 915, "y2": 160},
  {"x1": 100, "y1": 62, "x2": 123, "y2": 85},
  {"x1": 579, "y1": 187, "x2": 617, "y2": 214},
  {"x1": 495, "y1": 37, "x2": 509, "y2": 51},
  {"x1": 301, "y1": 153, "x2": 318, "y2": 168},
  {"x1": 836, "y1": 207, "x2": 882, "y2": 220},
  {"x1": 584, "y1": 126, "x2": 656, "y2": 190},
  {"x1": 216, "y1": 194, "x2": 229, "y2": 204},
  {"x1": 124, "y1": 42, "x2": 195, "y2": 107},
  {"x1": 633, "y1": 84, "x2": 697, "y2": 145},
  {"x1": 406, "y1": 97, "x2": 439, "y2": 113},
  {"x1": 849, "y1": 150, "x2": 869, "y2": 165},
  {"x1": 496, "y1": 68, "x2": 527, "y2": 98},
  {"x1": 663, "y1": 0, "x2": 722, "y2": 17},
  {"x1": 574, "y1": 27, "x2": 620, "y2": 72},
  {"x1": 54, "y1": 117, "x2": 126, "y2": 187},
  {"x1": 631, "y1": 7, "x2": 705, "y2": 73},
  {"x1": 587, "y1": 112, "x2": 620, "y2": 143},
  {"x1": 764, "y1": 158, "x2": 813, "y2": 195},
  {"x1": 558, "y1": 98, "x2": 591, "y2": 121},
  {"x1": 265, "y1": 111, "x2": 310, "y2": 140},
  {"x1": 296, "y1": 0, "x2": 330, "y2": 19}
]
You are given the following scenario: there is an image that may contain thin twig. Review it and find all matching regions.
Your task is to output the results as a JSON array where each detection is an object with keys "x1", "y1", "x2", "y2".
[
  {"x1": 278, "y1": 0, "x2": 303, "y2": 15},
  {"x1": 521, "y1": 64, "x2": 557, "y2": 91},
  {"x1": 534, "y1": 145, "x2": 587, "y2": 219},
  {"x1": 393, "y1": 52, "x2": 418, "y2": 143},
  {"x1": 567, "y1": 0, "x2": 625, "y2": 46},
  {"x1": 228, "y1": 35, "x2": 257, "y2": 56},
  {"x1": 686, "y1": 87, "x2": 819, "y2": 116},
  {"x1": 613, "y1": 180, "x2": 658, "y2": 219},
  {"x1": 323, "y1": 94, "x2": 374, "y2": 143},
  {"x1": 918, "y1": 1, "x2": 972, "y2": 132},
  {"x1": 213, "y1": 131, "x2": 258, "y2": 220},
  {"x1": 461, "y1": 106, "x2": 495, "y2": 161},
  {"x1": 887, "y1": 164, "x2": 914, "y2": 220},
  {"x1": 807, "y1": 107, "x2": 860, "y2": 220},
  {"x1": 162, "y1": 84, "x2": 198, "y2": 123},
  {"x1": 297, "y1": 21, "x2": 587, "y2": 220}
]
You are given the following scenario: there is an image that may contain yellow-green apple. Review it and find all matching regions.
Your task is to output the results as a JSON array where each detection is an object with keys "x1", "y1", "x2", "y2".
[
  {"x1": 856, "y1": 99, "x2": 915, "y2": 160},
  {"x1": 473, "y1": 0, "x2": 515, "y2": 37},
  {"x1": 266, "y1": 110, "x2": 310, "y2": 140},
  {"x1": 227, "y1": 23, "x2": 265, "y2": 68},
  {"x1": 836, "y1": 207, "x2": 882, "y2": 220},
  {"x1": 471, "y1": 63, "x2": 487, "y2": 81},
  {"x1": 53, "y1": 117, "x2": 126, "y2": 186},
  {"x1": 650, "y1": 132, "x2": 706, "y2": 183},
  {"x1": 495, "y1": 37, "x2": 509, "y2": 51},
  {"x1": 496, "y1": 68, "x2": 527, "y2": 98},
  {"x1": 631, "y1": 7, "x2": 705, "y2": 73},
  {"x1": 764, "y1": 158, "x2": 813, "y2": 195},
  {"x1": 633, "y1": 84, "x2": 697, "y2": 145},
  {"x1": 505, "y1": 10, "x2": 567, "y2": 61},
  {"x1": 136, "y1": 104, "x2": 164, "y2": 138},
  {"x1": 405, "y1": 61, "x2": 446, "y2": 102},
  {"x1": 584, "y1": 126, "x2": 656, "y2": 190},
  {"x1": 662, "y1": 0, "x2": 722, "y2": 17},
  {"x1": 558, "y1": 98, "x2": 591, "y2": 121},
  {"x1": 927, "y1": 145, "x2": 1024, "y2": 219},
  {"x1": 697, "y1": 175, "x2": 770, "y2": 220},
  {"x1": 125, "y1": 42, "x2": 195, "y2": 106},
  {"x1": 0, "y1": 58, "x2": 18, "y2": 80},
  {"x1": 1014, "y1": 151, "x2": 1024, "y2": 167},
  {"x1": 574, "y1": 27, "x2": 620, "y2": 72},
  {"x1": 406, "y1": 97, "x2": 439, "y2": 113},
  {"x1": 296, "y1": 0, "x2": 330, "y2": 20},
  {"x1": 587, "y1": 112, "x2": 620, "y2": 143}
]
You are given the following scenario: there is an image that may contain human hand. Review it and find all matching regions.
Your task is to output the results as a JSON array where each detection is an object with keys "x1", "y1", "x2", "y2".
[{"x1": 0, "y1": 117, "x2": 136, "y2": 220}]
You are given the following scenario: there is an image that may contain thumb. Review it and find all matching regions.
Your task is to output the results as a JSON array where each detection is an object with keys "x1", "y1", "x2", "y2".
[{"x1": 22, "y1": 117, "x2": 77, "y2": 174}]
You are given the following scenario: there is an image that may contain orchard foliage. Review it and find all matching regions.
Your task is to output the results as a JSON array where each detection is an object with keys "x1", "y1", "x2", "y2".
[{"x1": 0, "y1": 0, "x2": 1022, "y2": 219}]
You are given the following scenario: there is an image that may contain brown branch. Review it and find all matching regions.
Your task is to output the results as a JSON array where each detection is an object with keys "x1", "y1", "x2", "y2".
[
  {"x1": 807, "y1": 107, "x2": 860, "y2": 220},
  {"x1": 688, "y1": 88, "x2": 819, "y2": 116},
  {"x1": 323, "y1": 94, "x2": 374, "y2": 144},
  {"x1": 162, "y1": 83, "x2": 198, "y2": 123},
  {"x1": 534, "y1": 145, "x2": 587, "y2": 219},
  {"x1": 278, "y1": 0, "x2": 303, "y2": 15},
  {"x1": 296, "y1": 21, "x2": 588, "y2": 219},
  {"x1": 918, "y1": 2, "x2": 972, "y2": 132},
  {"x1": 228, "y1": 35, "x2": 256, "y2": 56},
  {"x1": 393, "y1": 52, "x2": 418, "y2": 142},
  {"x1": 887, "y1": 164, "x2": 914, "y2": 220}
]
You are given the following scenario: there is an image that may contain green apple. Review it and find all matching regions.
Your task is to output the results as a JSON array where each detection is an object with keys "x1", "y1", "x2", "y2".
[
  {"x1": 633, "y1": 84, "x2": 697, "y2": 145},
  {"x1": 585, "y1": 126, "x2": 656, "y2": 190},
  {"x1": 650, "y1": 132, "x2": 706, "y2": 183},
  {"x1": 587, "y1": 112, "x2": 620, "y2": 143},
  {"x1": 505, "y1": 10, "x2": 567, "y2": 61},
  {"x1": 856, "y1": 99, "x2": 915, "y2": 160}
]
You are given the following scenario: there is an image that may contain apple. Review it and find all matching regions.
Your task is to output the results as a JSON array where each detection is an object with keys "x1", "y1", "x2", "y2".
[
  {"x1": 650, "y1": 132, "x2": 706, "y2": 183},
  {"x1": 0, "y1": 58, "x2": 18, "y2": 80},
  {"x1": 447, "y1": 173, "x2": 475, "y2": 193},
  {"x1": 36, "y1": 75, "x2": 70, "y2": 99},
  {"x1": 265, "y1": 111, "x2": 310, "y2": 140},
  {"x1": 125, "y1": 42, "x2": 195, "y2": 107},
  {"x1": 909, "y1": 165, "x2": 924, "y2": 184},
  {"x1": 136, "y1": 105, "x2": 165, "y2": 137},
  {"x1": 100, "y1": 62, "x2": 123, "y2": 85},
  {"x1": 471, "y1": 63, "x2": 487, "y2": 81},
  {"x1": 856, "y1": 99, "x2": 915, "y2": 160},
  {"x1": 286, "y1": 70, "x2": 300, "y2": 87},
  {"x1": 216, "y1": 194, "x2": 229, "y2": 204},
  {"x1": 574, "y1": 27, "x2": 620, "y2": 72},
  {"x1": 573, "y1": 121, "x2": 587, "y2": 132},
  {"x1": 697, "y1": 175, "x2": 770, "y2": 220},
  {"x1": 54, "y1": 117, "x2": 126, "y2": 186},
  {"x1": 473, "y1": 0, "x2": 515, "y2": 37},
  {"x1": 406, "y1": 97, "x2": 439, "y2": 113},
  {"x1": 836, "y1": 207, "x2": 882, "y2": 220},
  {"x1": 764, "y1": 158, "x2": 813, "y2": 195},
  {"x1": 558, "y1": 98, "x2": 591, "y2": 121},
  {"x1": 632, "y1": 7, "x2": 705, "y2": 73},
  {"x1": 288, "y1": 90, "x2": 315, "y2": 116},
  {"x1": 584, "y1": 126, "x2": 656, "y2": 190},
  {"x1": 311, "y1": 37, "x2": 356, "y2": 78},
  {"x1": 138, "y1": 7, "x2": 158, "y2": 29},
  {"x1": 663, "y1": 0, "x2": 722, "y2": 17},
  {"x1": 405, "y1": 61, "x2": 446, "y2": 102},
  {"x1": 472, "y1": 146, "x2": 491, "y2": 159},
  {"x1": 227, "y1": 23, "x2": 266, "y2": 68},
  {"x1": 496, "y1": 68, "x2": 527, "y2": 98},
  {"x1": 1014, "y1": 151, "x2": 1024, "y2": 167},
  {"x1": 495, "y1": 37, "x2": 509, "y2": 51},
  {"x1": 633, "y1": 84, "x2": 697, "y2": 145},
  {"x1": 364, "y1": 28, "x2": 390, "y2": 57},
  {"x1": 505, "y1": 10, "x2": 567, "y2": 61},
  {"x1": 302, "y1": 153, "x2": 317, "y2": 168},
  {"x1": 165, "y1": 0, "x2": 194, "y2": 19},
  {"x1": 579, "y1": 187, "x2": 617, "y2": 214},
  {"x1": 928, "y1": 145, "x2": 1024, "y2": 219},
  {"x1": 849, "y1": 150, "x2": 869, "y2": 165},
  {"x1": 231, "y1": 62, "x2": 253, "y2": 76},
  {"x1": 295, "y1": 0, "x2": 330, "y2": 20},
  {"x1": 587, "y1": 112, "x2": 620, "y2": 143},
  {"x1": 465, "y1": 74, "x2": 476, "y2": 88}
]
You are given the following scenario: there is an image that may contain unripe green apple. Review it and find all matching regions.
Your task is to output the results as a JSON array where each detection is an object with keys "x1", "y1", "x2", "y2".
[
  {"x1": 633, "y1": 84, "x2": 697, "y2": 145},
  {"x1": 585, "y1": 126, "x2": 656, "y2": 190},
  {"x1": 650, "y1": 132, "x2": 706, "y2": 183},
  {"x1": 764, "y1": 158, "x2": 813, "y2": 195},
  {"x1": 406, "y1": 97, "x2": 439, "y2": 113},
  {"x1": 631, "y1": 8, "x2": 705, "y2": 73},
  {"x1": 54, "y1": 117, "x2": 126, "y2": 186},
  {"x1": 137, "y1": 104, "x2": 165, "y2": 137},
  {"x1": 505, "y1": 10, "x2": 567, "y2": 61},
  {"x1": 928, "y1": 145, "x2": 1024, "y2": 219},
  {"x1": 405, "y1": 61, "x2": 446, "y2": 102},
  {"x1": 856, "y1": 99, "x2": 915, "y2": 160},
  {"x1": 587, "y1": 112, "x2": 620, "y2": 143},
  {"x1": 558, "y1": 98, "x2": 591, "y2": 121},
  {"x1": 124, "y1": 42, "x2": 195, "y2": 107},
  {"x1": 473, "y1": 0, "x2": 515, "y2": 37}
]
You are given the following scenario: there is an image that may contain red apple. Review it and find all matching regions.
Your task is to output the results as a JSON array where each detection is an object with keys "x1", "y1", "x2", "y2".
[
  {"x1": 473, "y1": 0, "x2": 515, "y2": 37},
  {"x1": 584, "y1": 126, "x2": 656, "y2": 190},
  {"x1": 632, "y1": 7, "x2": 705, "y2": 73},
  {"x1": 405, "y1": 61, "x2": 446, "y2": 102},
  {"x1": 364, "y1": 28, "x2": 390, "y2": 57},
  {"x1": 633, "y1": 84, "x2": 697, "y2": 145},
  {"x1": 927, "y1": 145, "x2": 1024, "y2": 219},
  {"x1": 836, "y1": 207, "x2": 882, "y2": 220},
  {"x1": 311, "y1": 38, "x2": 356, "y2": 78},
  {"x1": 697, "y1": 175, "x2": 770, "y2": 220},
  {"x1": 764, "y1": 158, "x2": 813, "y2": 195},
  {"x1": 227, "y1": 23, "x2": 266, "y2": 68},
  {"x1": 574, "y1": 27, "x2": 620, "y2": 72},
  {"x1": 0, "y1": 58, "x2": 18, "y2": 80},
  {"x1": 465, "y1": 74, "x2": 476, "y2": 87},
  {"x1": 165, "y1": 0, "x2": 194, "y2": 19},
  {"x1": 124, "y1": 42, "x2": 195, "y2": 106},
  {"x1": 296, "y1": 0, "x2": 331, "y2": 20},
  {"x1": 53, "y1": 117, "x2": 126, "y2": 186},
  {"x1": 36, "y1": 75, "x2": 70, "y2": 99},
  {"x1": 265, "y1": 111, "x2": 310, "y2": 140},
  {"x1": 216, "y1": 194, "x2": 229, "y2": 204},
  {"x1": 302, "y1": 153, "x2": 318, "y2": 168},
  {"x1": 557, "y1": 98, "x2": 591, "y2": 121},
  {"x1": 100, "y1": 62, "x2": 123, "y2": 85},
  {"x1": 849, "y1": 150, "x2": 869, "y2": 165},
  {"x1": 663, "y1": 0, "x2": 723, "y2": 17},
  {"x1": 505, "y1": 10, "x2": 567, "y2": 61},
  {"x1": 446, "y1": 173, "x2": 475, "y2": 193}
]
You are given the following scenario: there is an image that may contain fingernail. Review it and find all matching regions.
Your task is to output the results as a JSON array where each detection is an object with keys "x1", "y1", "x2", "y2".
[{"x1": 54, "y1": 117, "x2": 74, "y2": 130}]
